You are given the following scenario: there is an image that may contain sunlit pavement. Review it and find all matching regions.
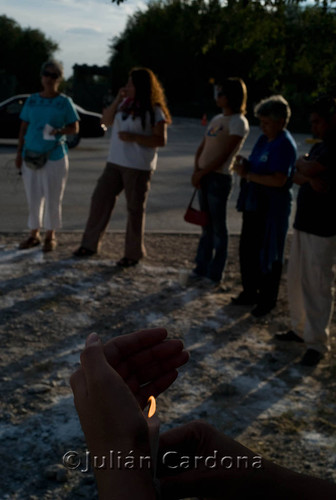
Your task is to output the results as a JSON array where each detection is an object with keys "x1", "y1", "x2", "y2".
[{"x1": 0, "y1": 120, "x2": 309, "y2": 234}]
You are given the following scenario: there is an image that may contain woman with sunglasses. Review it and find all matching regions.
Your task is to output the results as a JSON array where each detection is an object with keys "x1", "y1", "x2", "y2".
[
  {"x1": 73, "y1": 67, "x2": 171, "y2": 267},
  {"x1": 16, "y1": 60, "x2": 79, "y2": 252}
]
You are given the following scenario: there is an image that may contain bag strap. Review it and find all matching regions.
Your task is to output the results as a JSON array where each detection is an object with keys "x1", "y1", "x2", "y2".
[{"x1": 188, "y1": 188, "x2": 198, "y2": 208}]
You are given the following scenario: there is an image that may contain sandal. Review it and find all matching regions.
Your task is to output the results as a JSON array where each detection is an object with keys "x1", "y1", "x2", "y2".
[
  {"x1": 42, "y1": 238, "x2": 57, "y2": 253},
  {"x1": 116, "y1": 257, "x2": 139, "y2": 268},
  {"x1": 18, "y1": 236, "x2": 41, "y2": 250},
  {"x1": 73, "y1": 246, "x2": 96, "y2": 258}
]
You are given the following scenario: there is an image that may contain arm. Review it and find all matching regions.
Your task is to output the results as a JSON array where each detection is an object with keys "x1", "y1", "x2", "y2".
[
  {"x1": 118, "y1": 120, "x2": 167, "y2": 148},
  {"x1": 293, "y1": 169, "x2": 329, "y2": 193},
  {"x1": 245, "y1": 170, "x2": 288, "y2": 187},
  {"x1": 294, "y1": 156, "x2": 328, "y2": 192},
  {"x1": 194, "y1": 138, "x2": 205, "y2": 172},
  {"x1": 15, "y1": 120, "x2": 28, "y2": 169},
  {"x1": 158, "y1": 421, "x2": 336, "y2": 500},
  {"x1": 293, "y1": 170, "x2": 310, "y2": 186},
  {"x1": 101, "y1": 88, "x2": 126, "y2": 127},
  {"x1": 295, "y1": 155, "x2": 326, "y2": 178},
  {"x1": 51, "y1": 121, "x2": 79, "y2": 136},
  {"x1": 190, "y1": 138, "x2": 205, "y2": 188},
  {"x1": 192, "y1": 134, "x2": 243, "y2": 188},
  {"x1": 234, "y1": 154, "x2": 288, "y2": 187}
]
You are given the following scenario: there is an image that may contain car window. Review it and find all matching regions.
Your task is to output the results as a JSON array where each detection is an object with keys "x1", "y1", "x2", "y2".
[{"x1": 6, "y1": 100, "x2": 25, "y2": 115}]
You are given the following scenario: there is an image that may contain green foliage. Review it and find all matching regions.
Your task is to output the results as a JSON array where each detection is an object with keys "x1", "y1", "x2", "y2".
[
  {"x1": 0, "y1": 15, "x2": 58, "y2": 100},
  {"x1": 108, "y1": 0, "x2": 336, "y2": 129}
]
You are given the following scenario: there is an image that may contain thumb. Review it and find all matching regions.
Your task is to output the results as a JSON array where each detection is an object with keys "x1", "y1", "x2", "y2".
[
  {"x1": 80, "y1": 332, "x2": 112, "y2": 392},
  {"x1": 85, "y1": 331, "x2": 100, "y2": 348}
]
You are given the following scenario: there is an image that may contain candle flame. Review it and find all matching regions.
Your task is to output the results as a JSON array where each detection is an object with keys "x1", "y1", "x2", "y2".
[{"x1": 147, "y1": 396, "x2": 156, "y2": 418}]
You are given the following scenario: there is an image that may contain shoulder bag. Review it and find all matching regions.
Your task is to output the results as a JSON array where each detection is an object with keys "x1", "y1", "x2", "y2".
[{"x1": 184, "y1": 188, "x2": 209, "y2": 227}]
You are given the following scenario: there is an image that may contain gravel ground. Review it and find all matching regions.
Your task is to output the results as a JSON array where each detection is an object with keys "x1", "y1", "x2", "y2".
[{"x1": 0, "y1": 232, "x2": 335, "y2": 499}]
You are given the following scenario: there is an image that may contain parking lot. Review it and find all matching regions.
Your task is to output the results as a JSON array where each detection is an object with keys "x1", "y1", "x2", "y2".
[{"x1": 0, "y1": 119, "x2": 309, "y2": 234}]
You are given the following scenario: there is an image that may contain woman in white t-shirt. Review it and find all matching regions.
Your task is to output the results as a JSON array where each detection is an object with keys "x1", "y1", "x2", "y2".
[
  {"x1": 191, "y1": 78, "x2": 249, "y2": 283},
  {"x1": 74, "y1": 67, "x2": 171, "y2": 266}
]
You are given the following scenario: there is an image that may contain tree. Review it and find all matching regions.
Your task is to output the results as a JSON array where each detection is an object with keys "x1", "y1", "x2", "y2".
[
  {"x1": 108, "y1": 0, "x2": 336, "y2": 128},
  {"x1": 109, "y1": 0, "x2": 225, "y2": 115},
  {"x1": 0, "y1": 15, "x2": 58, "y2": 100}
]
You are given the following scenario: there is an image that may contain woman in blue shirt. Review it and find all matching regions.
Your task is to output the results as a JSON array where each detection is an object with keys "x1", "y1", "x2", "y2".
[
  {"x1": 16, "y1": 60, "x2": 79, "y2": 252},
  {"x1": 233, "y1": 95, "x2": 297, "y2": 317}
]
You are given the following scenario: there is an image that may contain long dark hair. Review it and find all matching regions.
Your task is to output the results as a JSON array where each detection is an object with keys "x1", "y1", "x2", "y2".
[
  {"x1": 218, "y1": 77, "x2": 247, "y2": 114},
  {"x1": 126, "y1": 67, "x2": 171, "y2": 129}
]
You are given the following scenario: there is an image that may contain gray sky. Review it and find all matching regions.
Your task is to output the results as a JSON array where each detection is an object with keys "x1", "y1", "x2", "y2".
[{"x1": 1, "y1": 0, "x2": 145, "y2": 78}]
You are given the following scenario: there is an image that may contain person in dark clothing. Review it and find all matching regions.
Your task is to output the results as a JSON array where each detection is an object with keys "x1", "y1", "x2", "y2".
[
  {"x1": 276, "y1": 95, "x2": 336, "y2": 366},
  {"x1": 233, "y1": 95, "x2": 297, "y2": 317}
]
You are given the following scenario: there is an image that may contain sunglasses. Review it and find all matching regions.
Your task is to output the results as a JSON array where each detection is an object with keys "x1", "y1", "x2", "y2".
[{"x1": 42, "y1": 71, "x2": 59, "y2": 79}]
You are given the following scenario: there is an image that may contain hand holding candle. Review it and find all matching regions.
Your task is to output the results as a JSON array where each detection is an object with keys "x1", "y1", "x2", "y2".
[
  {"x1": 70, "y1": 330, "x2": 188, "y2": 500},
  {"x1": 70, "y1": 333, "x2": 156, "y2": 499}
]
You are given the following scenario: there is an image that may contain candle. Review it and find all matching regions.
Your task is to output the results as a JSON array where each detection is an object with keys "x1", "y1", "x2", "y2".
[{"x1": 145, "y1": 396, "x2": 160, "y2": 479}]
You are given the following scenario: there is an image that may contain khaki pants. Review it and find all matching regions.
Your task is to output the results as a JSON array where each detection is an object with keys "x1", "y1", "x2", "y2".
[
  {"x1": 81, "y1": 163, "x2": 152, "y2": 260},
  {"x1": 287, "y1": 229, "x2": 336, "y2": 353}
]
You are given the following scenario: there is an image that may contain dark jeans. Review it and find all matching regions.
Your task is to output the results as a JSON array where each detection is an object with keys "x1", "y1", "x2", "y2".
[
  {"x1": 194, "y1": 172, "x2": 232, "y2": 282},
  {"x1": 239, "y1": 211, "x2": 283, "y2": 308}
]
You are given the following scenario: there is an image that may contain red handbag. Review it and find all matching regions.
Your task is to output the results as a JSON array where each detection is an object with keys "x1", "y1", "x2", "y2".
[{"x1": 184, "y1": 189, "x2": 209, "y2": 227}]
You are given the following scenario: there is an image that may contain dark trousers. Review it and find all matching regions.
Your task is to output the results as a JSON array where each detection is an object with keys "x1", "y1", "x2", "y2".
[{"x1": 239, "y1": 211, "x2": 282, "y2": 308}]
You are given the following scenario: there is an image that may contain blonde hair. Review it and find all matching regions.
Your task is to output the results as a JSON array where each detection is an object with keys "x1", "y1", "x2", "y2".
[{"x1": 255, "y1": 95, "x2": 291, "y2": 126}]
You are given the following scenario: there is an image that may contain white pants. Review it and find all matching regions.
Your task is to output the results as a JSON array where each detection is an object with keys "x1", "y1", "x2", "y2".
[
  {"x1": 287, "y1": 229, "x2": 336, "y2": 353},
  {"x1": 22, "y1": 156, "x2": 69, "y2": 230}
]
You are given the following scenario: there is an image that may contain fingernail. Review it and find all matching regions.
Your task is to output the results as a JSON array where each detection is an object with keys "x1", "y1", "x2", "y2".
[{"x1": 86, "y1": 332, "x2": 100, "y2": 347}]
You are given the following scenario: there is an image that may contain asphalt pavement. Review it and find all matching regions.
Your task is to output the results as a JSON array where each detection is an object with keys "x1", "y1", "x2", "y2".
[{"x1": 0, "y1": 118, "x2": 309, "y2": 234}]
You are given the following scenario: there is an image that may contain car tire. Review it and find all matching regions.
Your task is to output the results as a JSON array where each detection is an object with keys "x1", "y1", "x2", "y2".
[{"x1": 66, "y1": 133, "x2": 81, "y2": 149}]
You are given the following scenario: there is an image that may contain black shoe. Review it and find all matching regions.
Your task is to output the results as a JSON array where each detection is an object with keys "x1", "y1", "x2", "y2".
[
  {"x1": 300, "y1": 349, "x2": 323, "y2": 367},
  {"x1": 300, "y1": 349, "x2": 324, "y2": 366},
  {"x1": 231, "y1": 292, "x2": 258, "y2": 306},
  {"x1": 251, "y1": 304, "x2": 274, "y2": 317},
  {"x1": 117, "y1": 257, "x2": 139, "y2": 268},
  {"x1": 189, "y1": 270, "x2": 205, "y2": 281},
  {"x1": 275, "y1": 330, "x2": 304, "y2": 343},
  {"x1": 73, "y1": 246, "x2": 96, "y2": 257},
  {"x1": 191, "y1": 268, "x2": 206, "y2": 278}
]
